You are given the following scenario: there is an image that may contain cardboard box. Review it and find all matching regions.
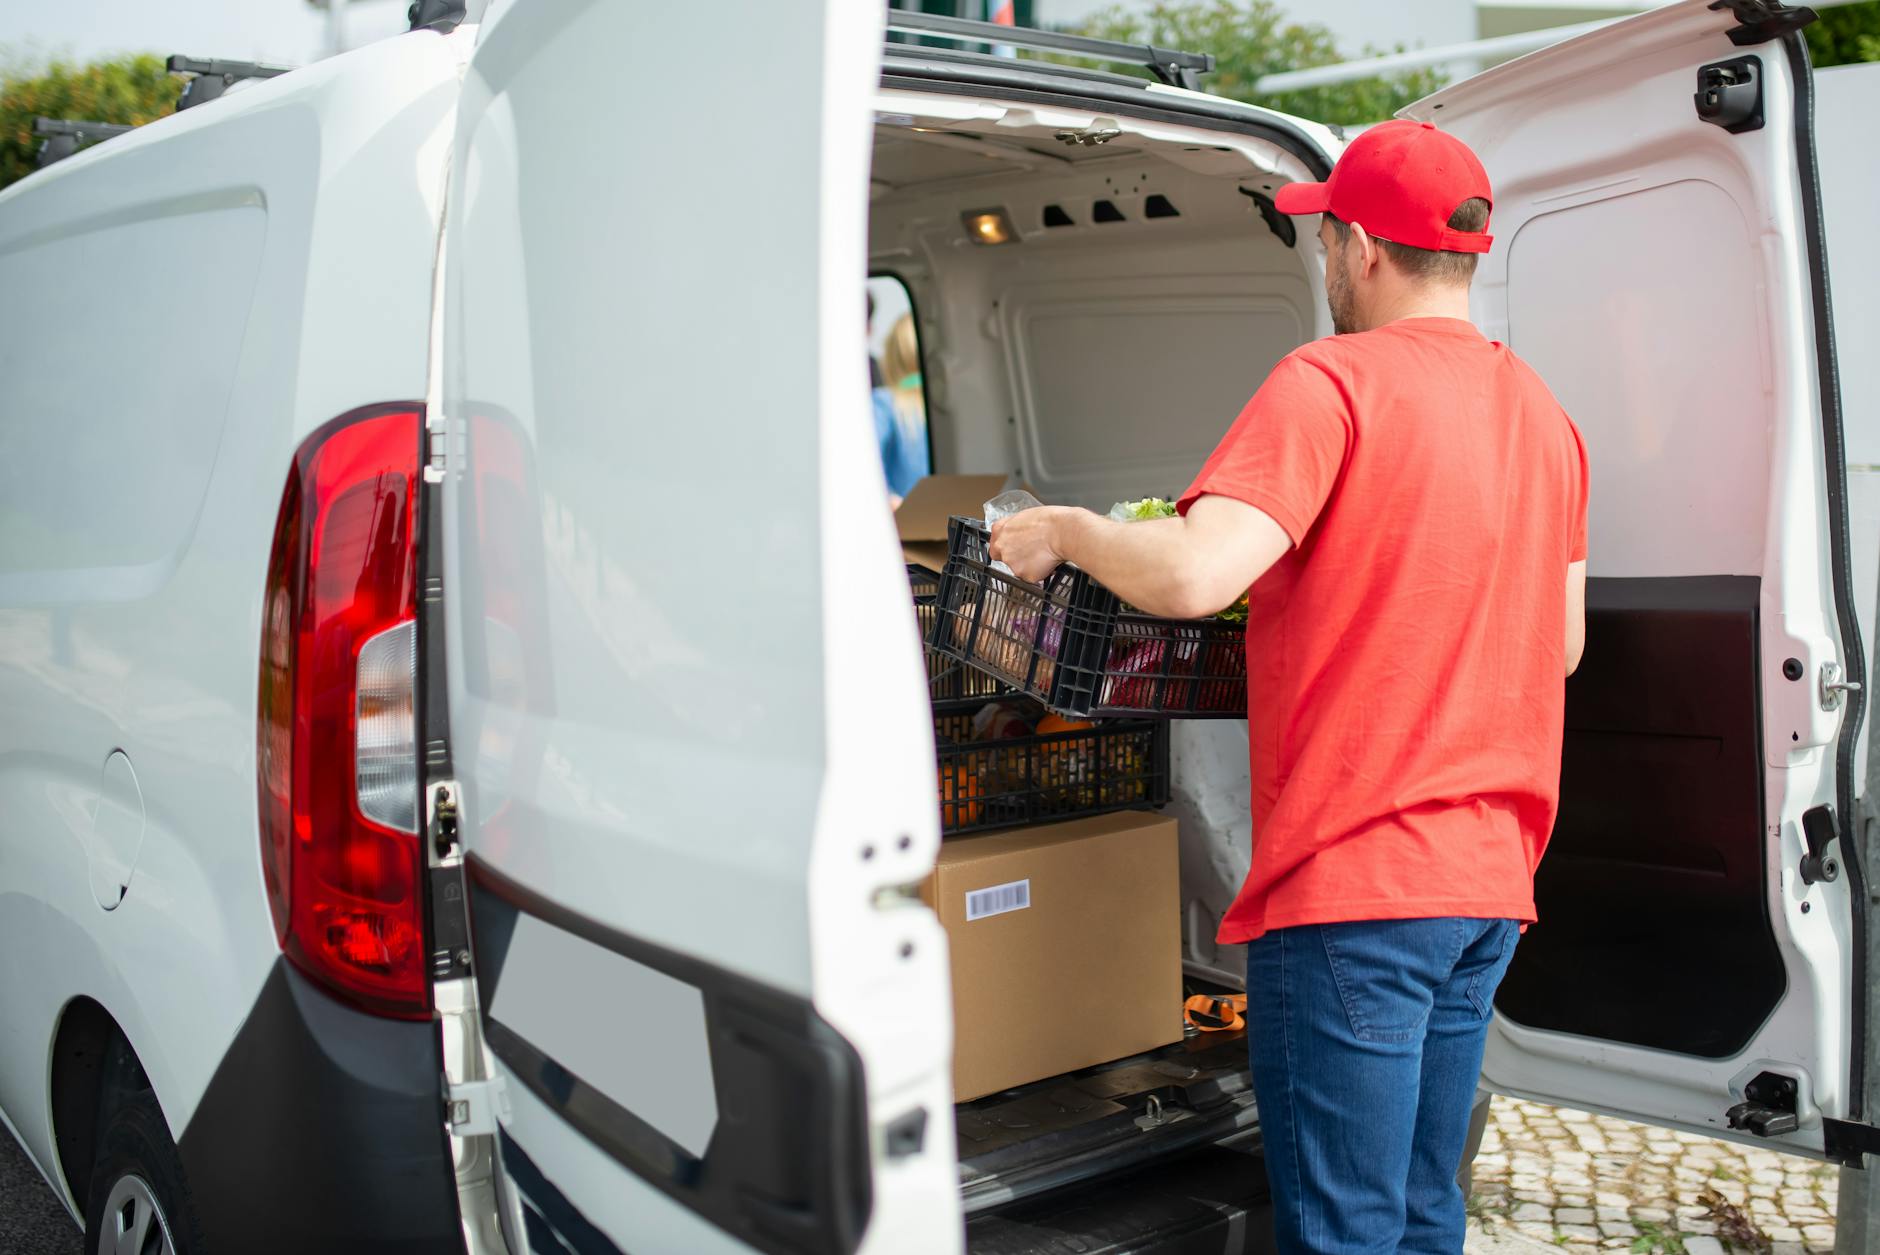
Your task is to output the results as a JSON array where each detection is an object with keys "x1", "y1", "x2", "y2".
[
  {"x1": 896, "y1": 474, "x2": 1013, "y2": 573},
  {"x1": 922, "y1": 810, "x2": 1183, "y2": 1102}
]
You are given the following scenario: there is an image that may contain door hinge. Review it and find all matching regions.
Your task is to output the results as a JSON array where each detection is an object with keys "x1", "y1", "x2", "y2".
[
  {"x1": 1726, "y1": 1070, "x2": 1801, "y2": 1137},
  {"x1": 429, "y1": 778, "x2": 462, "y2": 858},
  {"x1": 445, "y1": 1075, "x2": 509, "y2": 1138},
  {"x1": 1708, "y1": 0, "x2": 1818, "y2": 47},
  {"x1": 423, "y1": 409, "x2": 449, "y2": 482},
  {"x1": 1823, "y1": 1117, "x2": 1880, "y2": 1166},
  {"x1": 1821, "y1": 660, "x2": 1862, "y2": 711}
]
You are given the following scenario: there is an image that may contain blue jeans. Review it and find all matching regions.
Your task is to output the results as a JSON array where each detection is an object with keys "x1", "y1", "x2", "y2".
[{"x1": 1246, "y1": 917, "x2": 1521, "y2": 1255}]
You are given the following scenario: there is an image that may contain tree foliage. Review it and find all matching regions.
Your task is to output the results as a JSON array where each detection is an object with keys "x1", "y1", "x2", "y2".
[
  {"x1": 1806, "y1": 1, "x2": 1880, "y2": 68},
  {"x1": 1066, "y1": 1, "x2": 1446, "y2": 128},
  {"x1": 0, "y1": 54, "x2": 179, "y2": 192}
]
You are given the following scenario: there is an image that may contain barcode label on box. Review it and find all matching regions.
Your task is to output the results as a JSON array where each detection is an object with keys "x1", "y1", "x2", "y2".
[{"x1": 965, "y1": 879, "x2": 1031, "y2": 921}]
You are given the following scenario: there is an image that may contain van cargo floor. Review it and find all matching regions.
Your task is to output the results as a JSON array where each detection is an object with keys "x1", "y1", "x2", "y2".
[{"x1": 956, "y1": 1029, "x2": 1259, "y2": 1215}]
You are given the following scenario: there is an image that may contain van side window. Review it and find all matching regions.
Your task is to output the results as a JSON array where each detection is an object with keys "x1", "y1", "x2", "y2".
[{"x1": 867, "y1": 274, "x2": 931, "y2": 501}]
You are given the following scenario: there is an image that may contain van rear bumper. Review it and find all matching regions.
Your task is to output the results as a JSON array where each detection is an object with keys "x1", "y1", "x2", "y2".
[{"x1": 176, "y1": 958, "x2": 461, "y2": 1254}]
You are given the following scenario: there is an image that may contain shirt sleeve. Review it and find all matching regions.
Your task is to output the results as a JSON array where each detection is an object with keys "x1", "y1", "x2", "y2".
[
  {"x1": 1176, "y1": 352, "x2": 1352, "y2": 546},
  {"x1": 1567, "y1": 418, "x2": 1590, "y2": 564}
]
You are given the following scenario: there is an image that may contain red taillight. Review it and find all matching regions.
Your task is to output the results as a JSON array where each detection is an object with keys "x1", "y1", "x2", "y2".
[{"x1": 258, "y1": 407, "x2": 427, "y2": 1019}]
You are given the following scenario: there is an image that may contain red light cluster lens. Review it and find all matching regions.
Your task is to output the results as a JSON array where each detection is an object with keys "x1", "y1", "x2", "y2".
[{"x1": 258, "y1": 407, "x2": 427, "y2": 1019}]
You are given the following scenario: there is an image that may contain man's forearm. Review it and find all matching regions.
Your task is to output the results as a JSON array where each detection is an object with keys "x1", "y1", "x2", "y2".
[{"x1": 1053, "y1": 510, "x2": 1218, "y2": 619}]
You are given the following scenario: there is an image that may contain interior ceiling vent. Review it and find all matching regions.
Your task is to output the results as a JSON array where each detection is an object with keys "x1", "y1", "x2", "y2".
[
  {"x1": 1092, "y1": 199, "x2": 1126, "y2": 224},
  {"x1": 1143, "y1": 194, "x2": 1180, "y2": 219},
  {"x1": 1043, "y1": 204, "x2": 1076, "y2": 228}
]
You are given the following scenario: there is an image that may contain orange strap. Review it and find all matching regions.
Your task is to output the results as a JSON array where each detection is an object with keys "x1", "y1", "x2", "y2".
[{"x1": 1184, "y1": 993, "x2": 1248, "y2": 1032}]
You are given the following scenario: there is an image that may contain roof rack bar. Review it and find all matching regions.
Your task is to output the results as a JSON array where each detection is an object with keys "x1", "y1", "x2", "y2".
[
  {"x1": 32, "y1": 117, "x2": 135, "y2": 169},
  {"x1": 167, "y1": 55, "x2": 293, "y2": 111},
  {"x1": 884, "y1": 11, "x2": 1213, "y2": 91}
]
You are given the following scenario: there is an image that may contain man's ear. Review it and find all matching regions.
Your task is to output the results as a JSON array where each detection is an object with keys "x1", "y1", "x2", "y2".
[{"x1": 1348, "y1": 221, "x2": 1380, "y2": 277}]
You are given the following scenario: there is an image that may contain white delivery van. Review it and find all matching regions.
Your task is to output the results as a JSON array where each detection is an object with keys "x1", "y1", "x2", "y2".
[{"x1": 1, "y1": 1, "x2": 1876, "y2": 1252}]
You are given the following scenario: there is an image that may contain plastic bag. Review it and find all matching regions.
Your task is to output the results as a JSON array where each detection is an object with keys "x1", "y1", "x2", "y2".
[
  {"x1": 983, "y1": 489, "x2": 1044, "y2": 574},
  {"x1": 984, "y1": 489, "x2": 1043, "y2": 526}
]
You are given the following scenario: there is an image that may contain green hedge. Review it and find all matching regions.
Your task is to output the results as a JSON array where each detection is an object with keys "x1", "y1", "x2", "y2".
[{"x1": 1, "y1": 54, "x2": 179, "y2": 192}]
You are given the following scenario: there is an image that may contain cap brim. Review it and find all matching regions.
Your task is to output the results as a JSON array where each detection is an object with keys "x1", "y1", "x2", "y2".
[{"x1": 1273, "y1": 181, "x2": 1330, "y2": 215}]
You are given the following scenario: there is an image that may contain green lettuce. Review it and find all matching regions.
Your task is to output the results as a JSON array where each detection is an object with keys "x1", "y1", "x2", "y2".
[{"x1": 1109, "y1": 497, "x2": 1250, "y2": 623}]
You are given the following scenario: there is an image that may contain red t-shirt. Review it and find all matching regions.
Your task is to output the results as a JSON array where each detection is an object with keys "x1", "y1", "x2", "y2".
[{"x1": 1177, "y1": 317, "x2": 1589, "y2": 944}]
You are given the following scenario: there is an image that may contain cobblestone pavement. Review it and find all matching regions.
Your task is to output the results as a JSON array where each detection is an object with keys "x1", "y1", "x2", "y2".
[{"x1": 1468, "y1": 1097, "x2": 1839, "y2": 1254}]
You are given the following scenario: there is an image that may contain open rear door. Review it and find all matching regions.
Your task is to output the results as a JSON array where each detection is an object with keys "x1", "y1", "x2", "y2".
[
  {"x1": 430, "y1": 2, "x2": 960, "y2": 1251},
  {"x1": 1403, "y1": 0, "x2": 1872, "y2": 1160}
]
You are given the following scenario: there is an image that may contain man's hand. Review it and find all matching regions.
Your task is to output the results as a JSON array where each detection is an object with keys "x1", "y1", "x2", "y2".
[{"x1": 989, "y1": 506, "x2": 1083, "y2": 583}]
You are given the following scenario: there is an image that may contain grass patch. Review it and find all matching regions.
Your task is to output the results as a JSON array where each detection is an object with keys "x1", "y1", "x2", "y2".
[{"x1": 1630, "y1": 1220, "x2": 1688, "y2": 1254}]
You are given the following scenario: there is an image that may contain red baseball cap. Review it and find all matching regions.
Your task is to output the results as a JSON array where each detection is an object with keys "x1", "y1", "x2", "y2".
[{"x1": 1274, "y1": 119, "x2": 1494, "y2": 254}]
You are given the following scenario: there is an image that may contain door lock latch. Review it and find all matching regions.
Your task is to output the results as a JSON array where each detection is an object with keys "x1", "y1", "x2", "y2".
[
  {"x1": 1695, "y1": 57, "x2": 1764, "y2": 134},
  {"x1": 1727, "y1": 1071, "x2": 1800, "y2": 1138},
  {"x1": 1820, "y1": 660, "x2": 1862, "y2": 712}
]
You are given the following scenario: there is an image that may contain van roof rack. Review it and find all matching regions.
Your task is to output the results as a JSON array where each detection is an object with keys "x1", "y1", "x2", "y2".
[
  {"x1": 33, "y1": 117, "x2": 134, "y2": 169},
  {"x1": 167, "y1": 55, "x2": 293, "y2": 111},
  {"x1": 883, "y1": 11, "x2": 1213, "y2": 91}
]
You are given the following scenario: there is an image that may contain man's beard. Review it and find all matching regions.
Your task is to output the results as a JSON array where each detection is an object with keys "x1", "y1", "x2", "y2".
[{"x1": 1326, "y1": 251, "x2": 1358, "y2": 335}]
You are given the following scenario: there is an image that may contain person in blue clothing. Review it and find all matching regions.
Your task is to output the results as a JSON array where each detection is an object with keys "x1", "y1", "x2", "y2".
[{"x1": 873, "y1": 312, "x2": 930, "y2": 504}]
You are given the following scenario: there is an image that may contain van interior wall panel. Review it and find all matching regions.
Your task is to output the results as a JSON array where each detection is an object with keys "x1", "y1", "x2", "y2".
[
  {"x1": 1493, "y1": 576, "x2": 1786, "y2": 1058},
  {"x1": 869, "y1": 120, "x2": 1320, "y2": 513}
]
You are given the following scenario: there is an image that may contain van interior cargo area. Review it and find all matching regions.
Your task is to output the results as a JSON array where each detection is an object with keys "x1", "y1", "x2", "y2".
[{"x1": 868, "y1": 99, "x2": 1314, "y2": 1206}]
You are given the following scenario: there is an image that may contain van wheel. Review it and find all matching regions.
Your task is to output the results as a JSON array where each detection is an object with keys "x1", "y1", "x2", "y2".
[{"x1": 83, "y1": 1093, "x2": 203, "y2": 1255}]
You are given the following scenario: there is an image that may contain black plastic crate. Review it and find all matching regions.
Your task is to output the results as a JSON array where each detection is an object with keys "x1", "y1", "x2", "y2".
[
  {"x1": 909, "y1": 563, "x2": 1013, "y2": 703},
  {"x1": 930, "y1": 518, "x2": 1248, "y2": 718},
  {"x1": 932, "y1": 697, "x2": 1169, "y2": 835}
]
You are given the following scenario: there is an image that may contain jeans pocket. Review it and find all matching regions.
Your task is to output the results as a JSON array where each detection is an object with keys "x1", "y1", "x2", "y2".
[
  {"x1": 1318, "y1": 920, "x2": 1456, "y2": 1045},
  {"x1": 1464, "y1": 920, "x2": 1521, "y2": 1020}
]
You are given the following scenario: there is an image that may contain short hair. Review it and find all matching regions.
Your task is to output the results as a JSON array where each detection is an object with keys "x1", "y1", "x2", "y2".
[{"x1": 1326, "y1": 197, "x2": 1491, "y2": 285}]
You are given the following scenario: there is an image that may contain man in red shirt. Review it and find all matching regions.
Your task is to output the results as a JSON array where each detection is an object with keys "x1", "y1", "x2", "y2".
[{"x1": 990, "y1": 120, "x2": 1589, "y2": 1254}]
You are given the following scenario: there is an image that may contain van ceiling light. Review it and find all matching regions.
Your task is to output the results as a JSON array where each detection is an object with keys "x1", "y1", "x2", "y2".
[{"x1": 963, "y1": 208, "x2": 1017, "y2": 246}]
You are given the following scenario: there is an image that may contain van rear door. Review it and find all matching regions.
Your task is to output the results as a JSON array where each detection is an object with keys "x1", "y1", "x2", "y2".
[
  {"x1": 430, "y1": 2, "x2": 959, "y2": 1251},
  {"x1": 1403, "y1": 0, "x2": 1872, "y2": 1161}
]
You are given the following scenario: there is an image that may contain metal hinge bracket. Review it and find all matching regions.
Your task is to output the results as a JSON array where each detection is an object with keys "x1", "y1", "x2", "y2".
[
  {"x1": 445, "y1": 1075, "x2": 509, "y2": 1138},
  {"x1": 1824, "y1": 1117, "x2": 1880, "y2": 1166},
  {"x1": 429, "y1": 778, "x2": 462, "y2": 858},
  {"x1": 1709, "y1": 0, "x2": 1818, "y2": 47}
]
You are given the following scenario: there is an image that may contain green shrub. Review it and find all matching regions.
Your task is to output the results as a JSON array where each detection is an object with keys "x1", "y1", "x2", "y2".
[
  {"x1": 1806, "y1": 1, "x2": 1880, "y2": 68},
  {"x1": 1067, "y1": 0, "x2": 1447, "y2": 128},
  {"x1": 1, "y1": 54, "x2": 179, "y2": 191}
]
